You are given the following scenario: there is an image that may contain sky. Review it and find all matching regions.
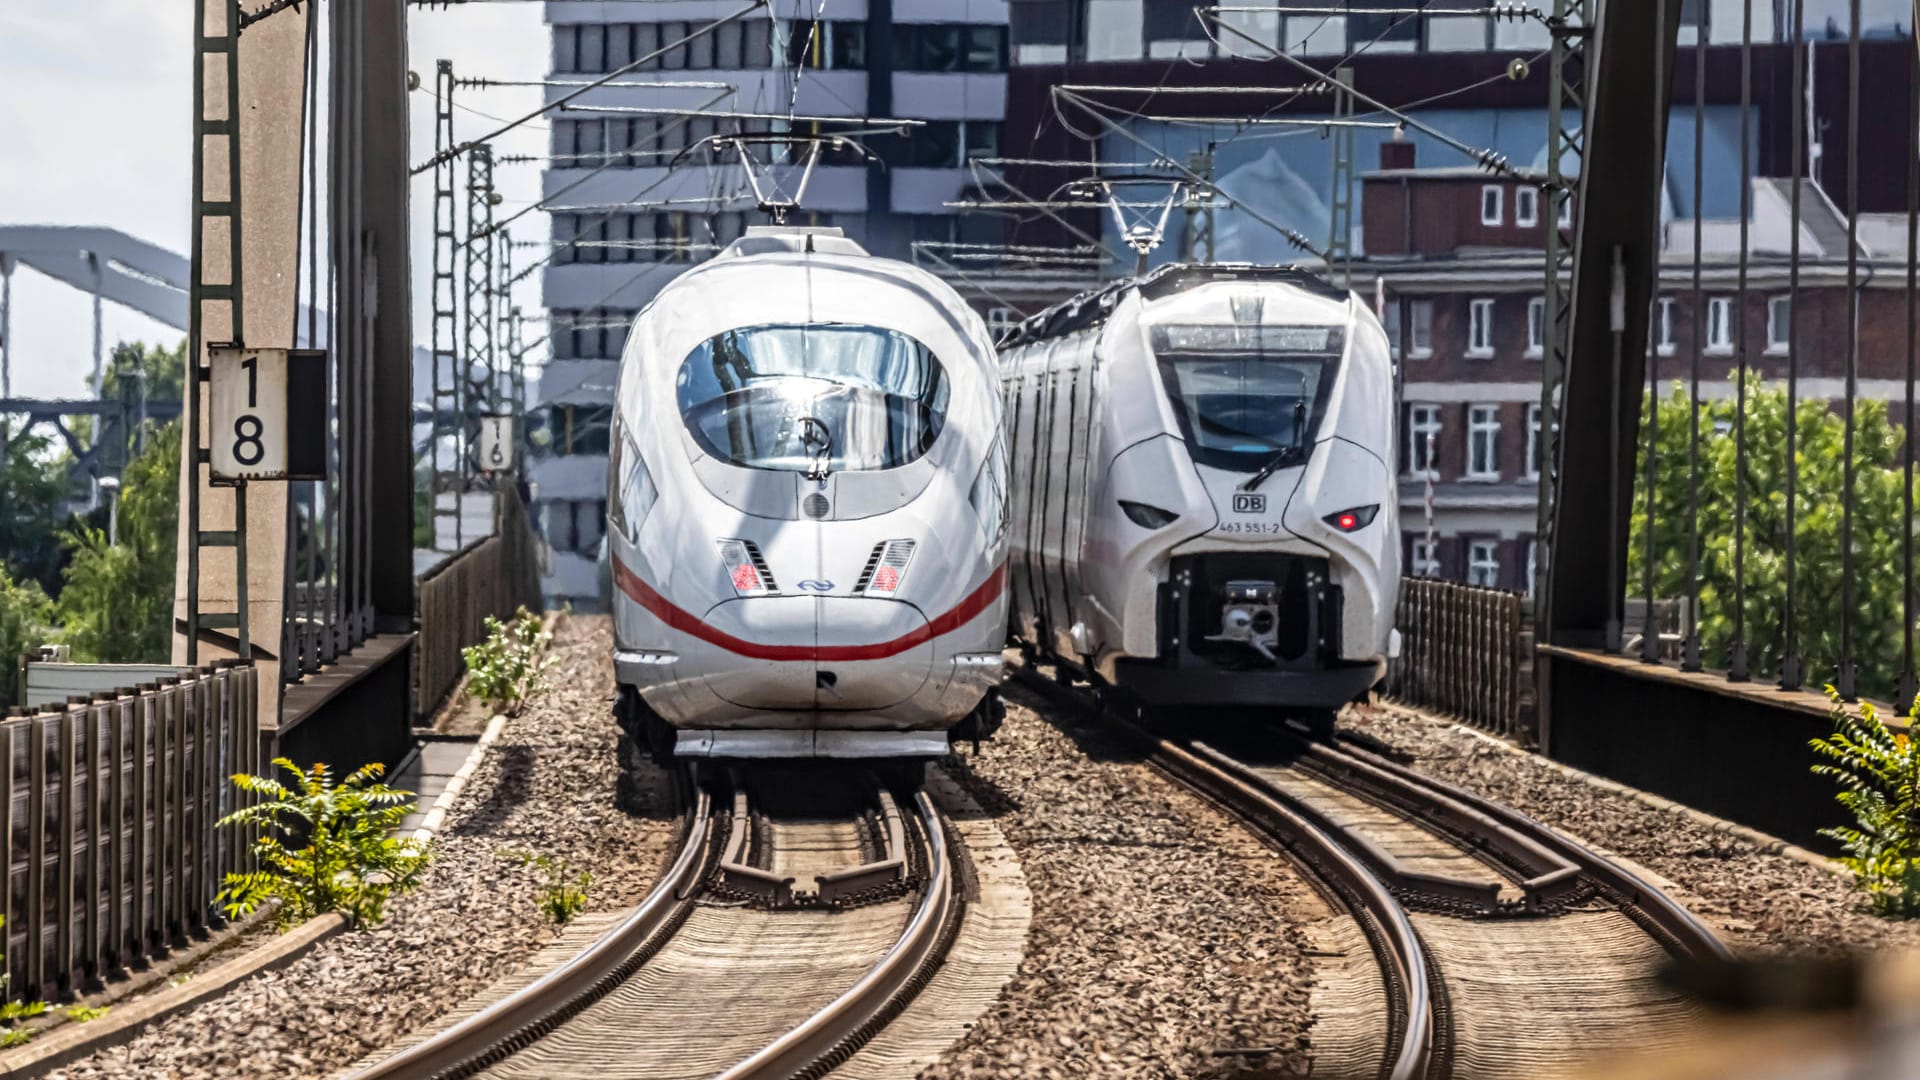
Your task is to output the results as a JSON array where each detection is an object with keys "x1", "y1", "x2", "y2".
[{"x1": 0, "y1": 0, "x2": 547, "y2": 400}]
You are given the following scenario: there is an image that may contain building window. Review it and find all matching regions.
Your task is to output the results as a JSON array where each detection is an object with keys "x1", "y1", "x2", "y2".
[
  {"x1": 987, "y1": 306, "x2": 1018, "y2": 338},
  {"x1": 1525, "y1": 539, "x2": 1538, "y2": 597},
  {"x1": 1410, "y1": 536, "x2": 1440, "y2": 578},
  {"x1": 1011, "y1": 2, "x2": 1070, "y2": 64},
  {"x1": 1480, "y1": 185, "x2": 1503, "y2": 226},
  {"x1": 1467, "y1": 404, "x2": 1501, "y2": 481},
  {"x1": 1405, "y1": 403, "x2": 1441, "y2": 478},
  {"x1": 1654, "y1": 295, "x2": 1675, "y2": 356},
  {"x1": 1706, "y1": 296, "x2": 1734, "y2": 354},
  {"x1": 1557, "y1": 192, "x2": 1573, "y2": 227},
  {"x1": 1467, "y1": 298, "x2": 1495, "y2": 358},
  {"x1": 1516, "y1": 186, "x2": 1539, "y2": 227},
  {"x1": 1524, "y1": 403, "x2": 1542, "y2": 481},
  {"x1": 1468, "y1": 539, "x2": 1500, "y2": 588},
  {"x1": 1408, "y1": 299, "x2": 1433, "y2": 358},
  {"x1": 1526, "y1": 296, "x2": 1545, "y2": 358},
  {"x1": 1767, "y1": 295, "x2": 1791, "y2": 353}
]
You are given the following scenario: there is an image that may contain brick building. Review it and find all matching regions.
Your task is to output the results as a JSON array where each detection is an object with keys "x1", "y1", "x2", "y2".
[{"x1": 1351, "y1": 142, "x2": 1917, "y2": 594}]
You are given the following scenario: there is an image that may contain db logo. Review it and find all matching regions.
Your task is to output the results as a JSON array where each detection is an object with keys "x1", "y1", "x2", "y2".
[{"x1": 1231, "y1": 493, "x2": 1267, "y2": 514}]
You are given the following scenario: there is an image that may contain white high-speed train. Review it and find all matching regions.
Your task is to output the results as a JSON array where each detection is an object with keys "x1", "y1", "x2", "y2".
[
  {"x1": 607, "y1": 226, "x2": 1010, "y2": 761},
  {"x1": 996, "y1": 263, "x2": 1400, "y2": 730}
]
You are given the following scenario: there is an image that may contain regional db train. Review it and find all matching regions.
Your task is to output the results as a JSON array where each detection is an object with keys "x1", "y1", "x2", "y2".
[
  {"x1": 607, "y1": 225, "x2": 1010, "y2": 762},
  {"x1": 995, "y1": 263, "x2": 1401, "y2": 732}
]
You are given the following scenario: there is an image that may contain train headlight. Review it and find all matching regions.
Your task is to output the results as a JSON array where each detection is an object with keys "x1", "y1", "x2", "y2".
[
  {"x1": 1119, "y1": 499, "x2": 1179, "y2": 529},
  {"x1": 717, "y1": 539, "x2": 777, "y2": 597},
  {"x1": 857, "y1": 539, "x2": 916, "y2": 598},
  {"x1": 1323, "y1": 504, "x2": 1380, "y2": 533}
]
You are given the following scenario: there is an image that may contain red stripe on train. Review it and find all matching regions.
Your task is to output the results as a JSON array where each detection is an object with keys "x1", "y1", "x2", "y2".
[{"x1": 612, "y1": 558, "x2": 1006, "y2": 662}]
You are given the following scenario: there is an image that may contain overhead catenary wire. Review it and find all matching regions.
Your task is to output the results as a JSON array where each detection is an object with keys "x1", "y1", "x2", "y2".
[
  {"x1": 1051, "y1": 89, "x2": 1326, "y2": 258},
  {"x1": 1197, "y1": 12, "x2": 1520, "y2": 177},
  {"x1": 409, "y1": 0, "x2": 767, "y2": 176}
]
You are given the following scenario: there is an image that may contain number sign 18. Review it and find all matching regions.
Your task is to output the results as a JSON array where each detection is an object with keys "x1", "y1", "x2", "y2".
[{"x1": 209, "y1": 346, "x2": 290, "y2": 481}]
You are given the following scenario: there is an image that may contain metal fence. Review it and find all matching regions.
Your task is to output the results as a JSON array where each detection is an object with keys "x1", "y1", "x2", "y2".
[
  {"x1": 1384, "y1": 577, "x2": 1533, "y2": 741},
  {"x1": 0, "y1": 662, "x2": 259, "y2": 1000},
  {"x1": 412, "y1": 486, "x2": 544, "y2": 724}
]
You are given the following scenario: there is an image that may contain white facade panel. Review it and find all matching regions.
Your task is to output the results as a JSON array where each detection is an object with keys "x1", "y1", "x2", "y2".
[
  {"x1": 889, "y1": 168, "x2": 976, "y2": 214},
  {"x1": 894, "y1": 0, "x2": 1009, "y2": 23},
  {"x1": 543, "y1": 261, "x2": 685, "y2": 311},
  {"x1": 892, "y1": 73, "x2": 1006, "y2": 120}
]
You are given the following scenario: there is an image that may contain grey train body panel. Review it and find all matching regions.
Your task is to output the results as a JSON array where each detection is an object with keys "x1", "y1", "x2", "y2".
[{"x1": 996, "y1": 264, "x2": 1401, "y2": 710}]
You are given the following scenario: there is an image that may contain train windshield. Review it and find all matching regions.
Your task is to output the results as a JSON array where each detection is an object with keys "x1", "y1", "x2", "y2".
[
  {"x1": 1151, "y1": 323, "x2": 1343, "y2": 472},
  {"x1": 676, "y1": 324, "x2": 950, "y2": 473}
]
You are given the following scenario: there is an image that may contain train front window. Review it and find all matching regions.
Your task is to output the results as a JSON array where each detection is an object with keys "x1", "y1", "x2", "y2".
[
  {"x1": 676, "y1": 324, "x2": 950, "y2": 473},
  {"x1": 1151, "y1": 323, "x2": 1342, "y2": 473}
]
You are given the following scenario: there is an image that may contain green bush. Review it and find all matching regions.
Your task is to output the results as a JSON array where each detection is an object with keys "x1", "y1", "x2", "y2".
[
  {"x1": 215, "y1": 760, "x2": 432, "y2": 930},
  {"x1": 499, "y1": 848, "x2": 591, "y2": 925},
  {"x1": 462, "y1": 607, "x2": 553, "y2": 715},
  {"x1": 0, "y1": 915, "x2": 46, "y2": 1046},
  {"x1": 0, "y1": 569, "x2": 52, "y2": 708},
  {"x1": 1810, "y1": 688, "x2": 1920, "y2": 917}
]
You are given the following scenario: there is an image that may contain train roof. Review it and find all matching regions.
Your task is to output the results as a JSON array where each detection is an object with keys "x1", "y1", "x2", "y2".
[{"x1": 996, "y1": 262, "x2": 1348, "y2": 350}]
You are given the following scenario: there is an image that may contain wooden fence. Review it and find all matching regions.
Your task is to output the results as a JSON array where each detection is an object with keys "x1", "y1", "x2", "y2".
[
  {"x1": 413, "y1": 486, "x2": 544, "y2": 724},
  {"x1": 1383, "y1": 578, "x2": 1533, "y2": 742},
  {"x1": 1, "y1": 662, "x2": 260, "y2": 1000}
]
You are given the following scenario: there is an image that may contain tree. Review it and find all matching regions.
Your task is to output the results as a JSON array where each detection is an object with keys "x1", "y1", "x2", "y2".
[
  {"x1": 100, "y1": 340, "x2": 187, "y2": 413},
  {"x1": 1629, "y1": 374, "x2": 1918, "y2": 701},
  {"x1": 0, "y1": 425, "x2": 73, "y2": 596},
  {"x1": 0, "y1": 567, "x2": 52, "y2": 707},
  {"x1": 56, "y1": 423, "x2": 179, "y2": 664}
]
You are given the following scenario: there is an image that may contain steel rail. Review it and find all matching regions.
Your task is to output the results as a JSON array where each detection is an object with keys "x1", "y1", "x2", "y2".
[
  {"x1": 717, "y1": 789, "x2": 961, "y2": 1080},
  {"x1": 1327, "y1": 737, "x2": 1733, "y2": 964},
  {"x1": 1009, "y1": 666, "x2": 1432, "y2": 1080},
  {"x1": 344, "y1": 769, "x2": 716, "y2": 1080}
]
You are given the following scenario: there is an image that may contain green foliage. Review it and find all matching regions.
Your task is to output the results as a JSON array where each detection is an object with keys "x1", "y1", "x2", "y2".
[
  {"x1": 100, "y1": 341, "x2": 187, "y2": 421},
  {"x1": 1811, "y1": 688, "x2": 1920, "y2": 917},
  {"x1": 55, "y1": 423, "x2": 180, "y2": 664},
  {"x1": 0, "y1": 916, "x2": 46, "y2": 1045},
  {"x1": 0, "y1": 568, "x2": 52, "y2": 707},
  {"x1": 0, "y1": 425, "x2": 73, "y2": 596},
  {"x1": 498, "y1": 848, "x2": 591, "y2": 924},
  {"x1": 215, "y1": 760, "x2": 431, "y2": 930},
  {"x1": 63, "y1": 1005, "x2": 108, "y2": 1023},
  {"x1": 461, "y1": 607, "x2": 552, "y2": 715},
  {"x1": 413, "y1": 465, "x2": 433, "y2": 549},
  {"x1": 1629, "y1": 375, "x2": 1918, "y2": 698}
]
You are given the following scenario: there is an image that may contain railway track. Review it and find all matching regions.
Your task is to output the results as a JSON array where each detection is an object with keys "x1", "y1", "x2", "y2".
[
  {"x1": 344, "y1": 766, "x2": 962, "y2": 1080},
  {"x1": 1012, "y1": 664, "x2": 1728, "y2": 1080}
]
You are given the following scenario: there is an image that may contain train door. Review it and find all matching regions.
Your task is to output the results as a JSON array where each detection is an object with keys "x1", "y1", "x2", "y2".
[
  {"x1": 1003, "y1": 357, "x2": 1037, "y2": 642},
  {"x1": 1031, "y1": 343, "x2": 1062, "y2": 652}
]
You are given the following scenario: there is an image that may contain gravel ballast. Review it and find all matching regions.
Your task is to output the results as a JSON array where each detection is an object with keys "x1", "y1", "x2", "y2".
[
  {"x1": 52, "y1": 615, "x2": 679, "y2": 1080},
  {"x1": 1343, "y1": 701, "x2": 1920, "y2": 957},
  {"x1": 926, "y1": 687, "x2": 1322, "y2": 1079}
]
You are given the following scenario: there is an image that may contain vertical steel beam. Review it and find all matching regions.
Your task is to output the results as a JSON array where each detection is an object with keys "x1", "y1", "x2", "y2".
[
  {"x1": 183, "y1": 0, "x2": 249, "y2": 665},
  {"x1": 1536, "y1": 0, "x2": 1593, "y2": 625},
  {"x1": 1326, "y1": 68, "x2": 1355, "y2": 289},
  {"x1": 364, "y1": 0, "x2": 417, "y2": 629},
  {"x1": 464, "y1": 144, "x2": 498, "y2": 472},
  {"x1": 1541, "y1": 2, "x2": 1682, "y2": 671},
  {"x1": 430, "y1": 61, "x2": 462, "y2": 551}
]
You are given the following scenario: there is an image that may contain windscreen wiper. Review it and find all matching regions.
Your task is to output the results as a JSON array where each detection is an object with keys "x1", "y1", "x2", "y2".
[
  {"x1": 799, "y1": 416, "x2": 833, "y2": 481},
  {"x1": 1237, "y1": 400, "x2": 1310, "y2": 493}
]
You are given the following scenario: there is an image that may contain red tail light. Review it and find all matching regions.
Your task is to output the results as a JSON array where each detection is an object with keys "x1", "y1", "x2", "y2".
[
  {"x1": 717, "y1": 539, "x2": 775, "y2": 596},
  {"x1": 1324, "y1": 505, "x2": 1380, "y2": 532}
]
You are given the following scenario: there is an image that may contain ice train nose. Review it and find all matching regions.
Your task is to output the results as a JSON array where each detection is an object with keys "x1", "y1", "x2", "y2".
[{"x1": 694, "y1": 596, "x2": 933, "y2": 711}]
